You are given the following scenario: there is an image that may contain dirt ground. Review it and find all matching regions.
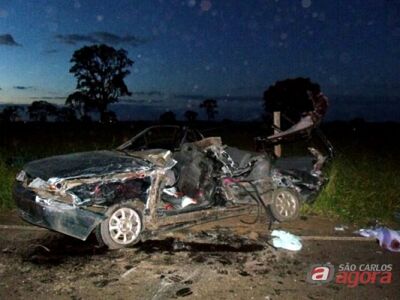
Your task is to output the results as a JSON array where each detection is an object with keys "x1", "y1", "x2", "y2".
[{"x1": 0, "y1": 210, "x2": 398, "y2": 300}]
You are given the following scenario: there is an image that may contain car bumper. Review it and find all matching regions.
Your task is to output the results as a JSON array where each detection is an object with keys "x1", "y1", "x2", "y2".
[{"x1": 13, "y1": 182, "x2": 105, "y2": 241}]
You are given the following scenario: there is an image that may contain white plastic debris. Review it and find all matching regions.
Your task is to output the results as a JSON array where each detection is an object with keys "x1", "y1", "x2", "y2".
[
  {"x1": 356, "y1": 227, "x2": 400, "y2": 252},
  {"x1": 271, "y1": 230, "x2": 302, "y2": 251},
  {"x1": 28, "y1": 177, "x2": 49, "y2": 189},
  {"x1": 181, "y1": 196, "x2": 197, "y2": 208},
  {"x1": 35, "y1": 195, "x2": 52, "y2": 205},
  {"x1": 15, "y1": 170, "x2": 26, "y2": 182},
  {"x1": 334, "y1": 225, "x2": 348, "y2": 232},
  {"x1": 163, "y1": 187, "x2": 178, "y2": 197}
]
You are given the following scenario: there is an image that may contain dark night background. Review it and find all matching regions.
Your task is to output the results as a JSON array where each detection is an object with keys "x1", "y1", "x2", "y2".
[{"x1": 0, "y1": 0, "x2": 399, "y2": 122}]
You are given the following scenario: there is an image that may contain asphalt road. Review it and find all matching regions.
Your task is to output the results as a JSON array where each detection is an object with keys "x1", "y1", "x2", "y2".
[{"x1": 0, "y1": 211, "x2": 398, "y2": 300}]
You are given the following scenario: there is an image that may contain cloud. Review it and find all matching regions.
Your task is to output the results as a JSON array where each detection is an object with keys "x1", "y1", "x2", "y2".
[
  {"x1": 55, "y1": 32, "x2": 148, "y2": 46},
  {"x1": 233, "y1": 85, "x2": 265, "y2": 92},
  {"x1": 132, "y1": 91, "x2": 163, "y2": 97},
  {"x1": 0, "y1": 34, "x2": 21, "y2": 46},
  {"x1": 215, "y1": 95, "x2": 262, "y2": 102},
  {"x1": 13, "y1": 86, "x2": 34, "y2": 90},
  {"x1": 174, "y1": 94, "x2": 207, "y2": 100},
  {"x1": 29, "y1": 96, "x2": 65, "y2": 101},
  {"x1": 43, "y1": 49, "x2": 59, "y2": 54},
  {"x1": 55, "y1": 34, "x2": 94, "y2": 45},
  {"x1": 118, "y1": 98, "x2": 163, "y2": 105},
  {"x1": 174, "y1": 93, "x2": 261, "y2": 102}
]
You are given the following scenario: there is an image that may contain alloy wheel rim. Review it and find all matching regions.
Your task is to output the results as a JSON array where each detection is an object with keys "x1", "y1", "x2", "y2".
[
  {"x1": 275, "y1": 191, "x2": 297, "y2": 217},
  {"x1": 109, "y1": 207, "x2": 141, "y2": 244}
]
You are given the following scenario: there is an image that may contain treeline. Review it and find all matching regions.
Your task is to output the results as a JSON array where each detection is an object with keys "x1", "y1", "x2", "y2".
[
  {"x1": 1, "y1": 43, "x2": 324, "y2": 126},
  {"x1": 0, "y1": 98, "x2": 220, "y2": 123}
]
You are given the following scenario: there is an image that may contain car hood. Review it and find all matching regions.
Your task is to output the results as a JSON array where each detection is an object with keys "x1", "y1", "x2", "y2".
[{"x1": 24, "y1": 150, "x2": 152, "y2": 180}]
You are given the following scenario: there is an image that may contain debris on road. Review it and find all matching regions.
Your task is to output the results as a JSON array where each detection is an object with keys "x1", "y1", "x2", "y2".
[
  {"x1": 356, "y1": 227, "x2": 400, "y2": 252},
  {"x1": 334, "y1": 225, "x2": 348, "y2": 232},
  {"x1": 176, "y1": 287, "x2": 193, "y2": 297},
  {"x1": 271, "y1": 230, "x2": 302, "y2": 251},
  {"x1": 120, "y1": 267, "x2": 136, "y2": 279}
]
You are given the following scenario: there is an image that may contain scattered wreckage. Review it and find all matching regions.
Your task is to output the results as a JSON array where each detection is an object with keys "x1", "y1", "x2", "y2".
[{"x1": 14, "y1": 122, "x2": 333, "y2": 249}]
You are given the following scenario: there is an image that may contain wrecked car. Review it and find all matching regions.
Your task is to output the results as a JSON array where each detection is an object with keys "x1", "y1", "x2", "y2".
[{"x1": 14, "y1": 124, "x2": 332, "y2": 249}]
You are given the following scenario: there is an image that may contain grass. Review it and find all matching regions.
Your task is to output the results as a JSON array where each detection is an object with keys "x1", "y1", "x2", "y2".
[
  {"x1": 0, "y1": 159, "x2": 16, "y2": 210},
  {"x1": 303, "y1": 122, "x2": 400, "y2": 224},
  {"x1": 1, "y1": 121, "x2": 399, "y2": 225},
  {"x1": 308, "y1": 152, "x2": 400, "y2": 223}
]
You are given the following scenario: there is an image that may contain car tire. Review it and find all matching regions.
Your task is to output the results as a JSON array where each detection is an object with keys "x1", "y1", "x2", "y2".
[
  {"x1": 96, "y1": 202, "x2": 143, "y2": 250},
  {"x1": 269, "y1": 188, "x2": 300, "y2": 222}
]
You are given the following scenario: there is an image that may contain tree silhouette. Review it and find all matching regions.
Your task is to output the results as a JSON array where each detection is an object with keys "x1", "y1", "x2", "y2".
[
  {"x1": 28, "y1": 101, "x2": 58, "y2": 122},
  {"x1": 66, "y1": 91, "x2": 93, "y2": 120},
  {"x1": 200, "y1": 99, "x2": 218, "y2": 121},
  {"x1": 101, "y1": 110, "x2": 118, "y2": 123},
  {"x1": 55, "y1": 106, "x2": 78, "y2": 122},
  {"x1": 263, "y1": 77, "x2": 320, "y2": 124},
  {"x1": 68, "y1": 44, "x2": 133, "y2": 122},
  {"x1": 0, "y1": 105, "x2": 23, "y2": 122},
  {"x1": 184, "y1": 110, "x2": 198, "y2": 122},
  {"x1": 159, "y1": 111, "x2": 176, "y2": 123}
]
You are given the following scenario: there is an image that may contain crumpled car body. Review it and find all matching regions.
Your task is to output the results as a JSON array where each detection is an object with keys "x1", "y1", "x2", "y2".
[{"x1": 13, "y1": 125, "x2": 332, "y2": 249}]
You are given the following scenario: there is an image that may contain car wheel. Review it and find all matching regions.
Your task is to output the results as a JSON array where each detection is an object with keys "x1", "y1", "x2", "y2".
[
  {"x1": 269, "y1": 188, "x2": 300, "y2": 222},
  {"x1": 96, "y1": 203, "x2": 143, "y2": 249}
]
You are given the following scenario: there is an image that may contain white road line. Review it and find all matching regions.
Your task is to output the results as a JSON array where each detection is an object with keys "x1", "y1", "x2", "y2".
[
  {"x1": 0, "y1": 224, "x2": 46, "y2": 231},
  {"x1": 0, "y1": 224, "x2": 376, "y2": 241},
  {"x1": 300, "y1": 236, "x2": 375, "y2": 241}
]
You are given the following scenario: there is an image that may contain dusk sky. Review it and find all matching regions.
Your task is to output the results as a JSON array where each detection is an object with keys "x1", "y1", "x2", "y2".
[{"x1": 0, "y1": 0, "x2": 399, "y2": 121}]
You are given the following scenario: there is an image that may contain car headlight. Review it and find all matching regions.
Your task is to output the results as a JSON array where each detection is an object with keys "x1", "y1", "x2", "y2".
[{"x1": 16, "y1": 170, "x2": 26, "y2": 182}]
